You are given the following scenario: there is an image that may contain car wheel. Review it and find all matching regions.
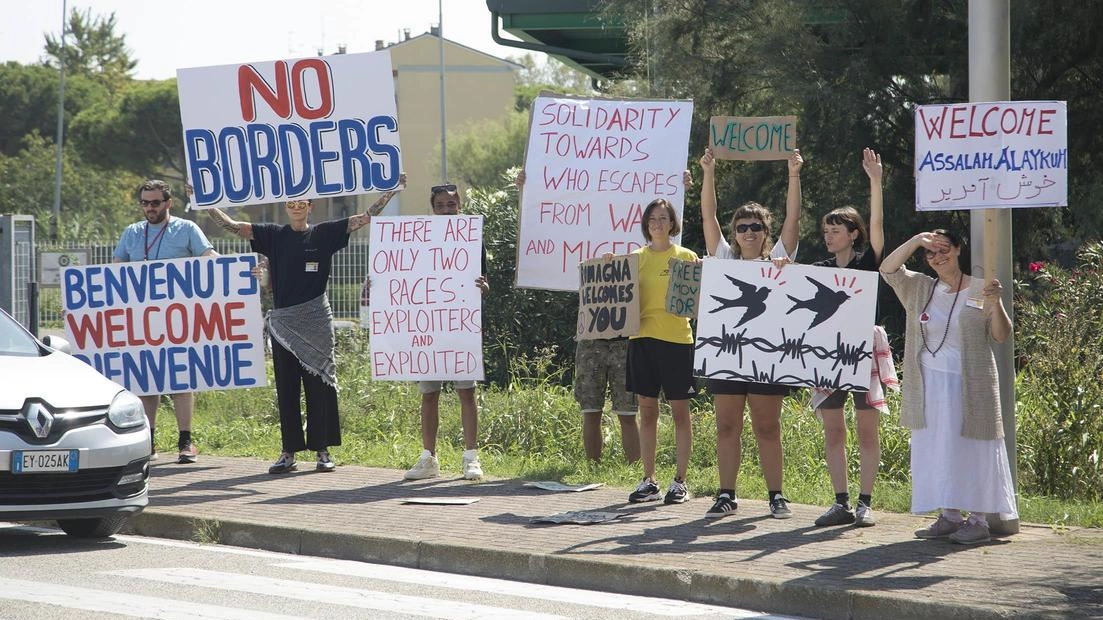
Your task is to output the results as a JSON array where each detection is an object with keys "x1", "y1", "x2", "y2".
[{"x1": 57, "y1": 514, "x2": 129, "y2": 539}]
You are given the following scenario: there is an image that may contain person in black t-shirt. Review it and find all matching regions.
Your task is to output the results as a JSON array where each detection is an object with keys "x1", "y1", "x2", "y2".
[
  {"x1": 810, "y1": 148, "x2": 886, "y2": 528},
  {"x1": 208, "y1": 185, "x2": 400, "y2": 475}
]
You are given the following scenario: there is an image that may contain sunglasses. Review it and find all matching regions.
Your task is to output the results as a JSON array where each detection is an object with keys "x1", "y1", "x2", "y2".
[
  {"x1": 138, "y1": 199, "x2": 168, "y2": 207},
  {"x1": 924, "y1": 248, "x2": 952, "y2": 258},
  {"x1": 735, "y1": 222, "x2": 765, "y2": 233},
  {"x1": 431, "y1": 184, "x2": 457, "y2": 194},
  {"x1": 286, "y1": 200, "x2": 311, "y2": 210}
]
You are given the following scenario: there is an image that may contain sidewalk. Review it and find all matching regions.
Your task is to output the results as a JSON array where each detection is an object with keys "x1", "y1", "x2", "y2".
[{"x1": 129, "y1": 456, "x2": 1103, "y2": 620}]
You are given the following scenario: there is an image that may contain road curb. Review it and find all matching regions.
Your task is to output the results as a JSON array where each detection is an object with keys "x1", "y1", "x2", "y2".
[{"x1": 127, "y1": 508, "x2": 1036, "y2": 620}]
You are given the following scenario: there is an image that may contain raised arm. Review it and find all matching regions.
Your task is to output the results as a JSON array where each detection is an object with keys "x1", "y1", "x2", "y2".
[
  {"x1": 880, "y1": 232, "x2": 947, "y2": 275},
  {"x1": 349, "y1": 172, "x2": 407, "y2": 233},
  {"x1": 207, "y1": 208, "x2": 254, "y2": 240},
  {"x1": 778, "y1": 149, "x2": 803, "y2": 257},
  {"x1": 863, "y1": 148, "x2": 884, "y2": 262},
  {"x1": 699, "y1": 148, "x2": 723, "y2": 255}
]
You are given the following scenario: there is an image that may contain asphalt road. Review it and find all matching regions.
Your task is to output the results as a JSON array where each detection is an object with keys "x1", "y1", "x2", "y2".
[{"x1": 0, "y1": 522, "x2": 804, "y2": 620}]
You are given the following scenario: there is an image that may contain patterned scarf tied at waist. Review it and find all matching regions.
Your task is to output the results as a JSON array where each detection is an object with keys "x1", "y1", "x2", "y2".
[{"x1": 266, "y1": 293, "x2": 337, "y2": 387}]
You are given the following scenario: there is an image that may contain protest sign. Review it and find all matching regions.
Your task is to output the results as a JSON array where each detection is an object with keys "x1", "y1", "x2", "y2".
[
  {"x1": 666, "y1": 258, "x2": 701, "y2": 318},
  {"x1": 62, "y1": 255, "x2": 267, "y2": 396},
  {"x1": 708, "y1": 116, "x2": 797, "y2": 160},
  {"x1": 517, "y1": 93, "x2": 693, "y2": 291},
  {"x1": 694, "y1": 259, "x2": 878, "y2": 390},
  {"x1": 367, "y1": 215, "x2": 484, "y2": 381},
  {"x1": 178, "y1": 51, "x2": 402, "y2": 209},
  {"x1": 915, "y1": 101, "x2": 1067, "y2": 211},
  {"x1": 576, "y1": 254, "x2": 639, "y2": 340}
]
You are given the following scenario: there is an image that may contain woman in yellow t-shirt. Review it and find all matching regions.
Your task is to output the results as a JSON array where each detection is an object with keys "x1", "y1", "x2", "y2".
[{"x1": 625, "y1": 197, "x2": 700, "y2": 506}]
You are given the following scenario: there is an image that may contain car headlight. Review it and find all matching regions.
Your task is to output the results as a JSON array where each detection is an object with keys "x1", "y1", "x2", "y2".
[{"x1": 107, "y1": 391, "x2": 146, "y2": 429}]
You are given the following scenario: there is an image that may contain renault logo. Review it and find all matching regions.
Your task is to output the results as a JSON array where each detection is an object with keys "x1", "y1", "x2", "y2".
[{"x1": 24, "y1": 403, "x2": 54, "y2": 439}]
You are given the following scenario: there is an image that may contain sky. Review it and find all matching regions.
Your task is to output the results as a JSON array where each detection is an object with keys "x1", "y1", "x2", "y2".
[{"x1": 0, "y1": 0, "x2": 532, "y2": 79}]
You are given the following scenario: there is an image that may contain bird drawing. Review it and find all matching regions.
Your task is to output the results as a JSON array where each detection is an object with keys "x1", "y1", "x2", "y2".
[
  {"x1": 787, "y1": 276, "x2": 851, "y2": 328},
  {"x1": 709, "y1": 275, "x2": 771, "y2": 327}
]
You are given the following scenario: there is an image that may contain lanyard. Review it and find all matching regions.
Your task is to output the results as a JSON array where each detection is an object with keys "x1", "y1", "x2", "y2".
[{"x1": 144, "y1": 217, "x2": 170, "y2": 260}]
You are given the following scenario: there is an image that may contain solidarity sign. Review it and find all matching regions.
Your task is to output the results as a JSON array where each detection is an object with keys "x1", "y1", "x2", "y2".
[
  {"x1": 914, "y1": 101, "x2": 1067, "y2": 211},
  {"x1": 178, "y1": 51, "x2": 402, "y2": 209},
  {"x1": 62, "y1": 255, "x2": 267, "y2": 396},
  {"x1": 694, "y1": 260, "x2": 878, "y2": 390},
  {"x1": 517, "y1": 93, "x2": 693, "y2": 291}
]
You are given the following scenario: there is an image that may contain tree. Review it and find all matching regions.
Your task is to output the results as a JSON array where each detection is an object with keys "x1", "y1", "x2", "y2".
[
  {"x1": 44, "y1": 8, "x2": 136, "y2": 93},
  {"x1": 69, "y1": 79, "x2": 185, "y2": 177},
  {"x1": 606, "y1": 0, "x2": 1103, "y2": 266},
  {"x1": 0, "y1": 133, "x2": 140, "y2": 242},
  {"x1": 441, "y1": 110, "x2": 530, "y2": 189},
  {"x1": 0, "y1": 62, "x2": 108, "y2": 156}
]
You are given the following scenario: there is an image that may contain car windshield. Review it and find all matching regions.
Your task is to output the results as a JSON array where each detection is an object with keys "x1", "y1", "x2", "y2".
[{"x1": 0, "y1": 310, "x2": 43, "y2": 357}]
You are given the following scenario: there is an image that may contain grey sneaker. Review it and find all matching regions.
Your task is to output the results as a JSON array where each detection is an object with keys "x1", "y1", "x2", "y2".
[
  {"x1": 814, "y1": 502, "x2": 855, "y2": 527},
  {"x1": 915, "y1": 514, "x2": 964, "y2": 539},
  {"x1": 854, "y1": 502, "x2": 876, "y2": 527},
  {"x1": 268, "y1": 452, "x2": 297, "y2": 475},
  {"x1": 663, "y1": 479, "x2": 688, "y2": 504},
  {"x1": 949, "y1": 521, "x2": 991, "y2": 545},
  {"x1": 628, "y1": 478, "x2": 661, "y2": 503}
]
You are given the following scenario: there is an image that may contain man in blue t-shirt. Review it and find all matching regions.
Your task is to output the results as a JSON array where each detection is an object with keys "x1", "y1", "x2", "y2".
[{"x1": 113, "y1": 179, "x2": 215, "y2": 464}]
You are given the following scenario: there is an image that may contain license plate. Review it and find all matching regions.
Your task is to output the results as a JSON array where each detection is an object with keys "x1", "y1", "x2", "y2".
[{"x1": 11, "y1": 450, "x2": 79, "y2": 474}]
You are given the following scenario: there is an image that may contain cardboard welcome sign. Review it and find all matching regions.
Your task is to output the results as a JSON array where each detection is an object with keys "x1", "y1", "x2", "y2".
[{"x1": 576, "y1": 254, "x2": 640, "y2": 340}]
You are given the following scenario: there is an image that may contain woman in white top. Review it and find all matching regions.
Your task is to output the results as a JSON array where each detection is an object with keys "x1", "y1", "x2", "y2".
[
  {"x1": 879, "y1": 228, "x2": 1017, "y2": 545},
  {"x1": 698, "y1": 146, "x2": 802, "y2": 519}
]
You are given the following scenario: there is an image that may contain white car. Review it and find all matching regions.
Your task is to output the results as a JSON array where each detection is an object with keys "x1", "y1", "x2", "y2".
[{"x1": 0, "y1": 308, "x2": 150, "y2": 538}]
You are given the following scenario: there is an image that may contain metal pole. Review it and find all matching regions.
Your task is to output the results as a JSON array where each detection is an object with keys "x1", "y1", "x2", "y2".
[
  {"x1": 968, "y1": 0, "x2": 1018, "y2": 535},
  {"x1": 51, "y1": 0, "x2": 67, "y2": 243},
  {"x1": 438, "y1": 0, "x2": 447, "y2": 183}
]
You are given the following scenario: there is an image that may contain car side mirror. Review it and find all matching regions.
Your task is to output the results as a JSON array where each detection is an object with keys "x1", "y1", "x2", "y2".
[{"x1": 41, "y1": 334, "x2": 72, "y2": 355}]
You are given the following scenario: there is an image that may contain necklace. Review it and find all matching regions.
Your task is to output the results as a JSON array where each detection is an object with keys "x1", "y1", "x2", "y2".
[
  {"x1": 144, "y1": 217, "x2": 170, "y2": 260},
  {"x1": 919, "y1": 272, "x2": 962, "y2": 357}
]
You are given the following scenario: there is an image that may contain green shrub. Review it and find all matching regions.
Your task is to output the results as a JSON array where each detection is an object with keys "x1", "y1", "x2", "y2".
[{"x1": 1015, "y1": 241, "x2": 1103, "y2": 500}]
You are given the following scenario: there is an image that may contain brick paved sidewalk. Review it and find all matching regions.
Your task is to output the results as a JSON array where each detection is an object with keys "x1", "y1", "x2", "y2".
[{"x1": 130, "y1": 456, "x2": 1103, "y2": 620}]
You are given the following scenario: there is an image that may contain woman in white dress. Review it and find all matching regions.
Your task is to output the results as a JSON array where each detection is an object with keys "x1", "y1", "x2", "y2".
[{"x1": 879, "y1": 228, "x2": 1017, "y2": 544}]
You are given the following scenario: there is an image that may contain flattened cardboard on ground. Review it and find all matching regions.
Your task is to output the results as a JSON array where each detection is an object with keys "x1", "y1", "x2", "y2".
[
  {"x1": 523, "y1": 481, "x2": 606, "y2": 492},
  {"x1": 576, "y1": 254, "x2": 640, "y2": 340},
  {"x1": 531, "y1": 511, "x2": 625, "y2": 524},
  {"x1": 666, "y1": 258, "x2": 702, "y2": 318},
  {"x1": 400, "y1": 497, "x2": 481, "y2": 505},
  {"x1": 709, "y1": 115, "x2": 797, "y2": 161}
]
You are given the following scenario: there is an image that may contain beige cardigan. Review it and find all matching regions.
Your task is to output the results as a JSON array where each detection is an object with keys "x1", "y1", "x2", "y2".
[{"x1": 881, "y1": 268, "x2": 1004, "y2": 440}]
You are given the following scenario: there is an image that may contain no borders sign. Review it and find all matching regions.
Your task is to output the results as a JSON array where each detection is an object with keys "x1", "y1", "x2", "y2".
[
  {"x1": 517, "y1": 93, "x2": 693, "y2": 291},
  {"x1": 178, "y1": 51, "x2": 402, "y2": 209},
  {"x1": 915, "y1": 101, "x2": 1067, "y2": 211}
]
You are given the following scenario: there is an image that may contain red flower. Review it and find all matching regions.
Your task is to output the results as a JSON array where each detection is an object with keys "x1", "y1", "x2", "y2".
[{"x1": 1029, "y1": 261, "x2": 1045, "y2": 273}]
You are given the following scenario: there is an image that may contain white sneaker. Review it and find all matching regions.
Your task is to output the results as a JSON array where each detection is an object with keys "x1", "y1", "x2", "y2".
[
  {"x1": 462, "y1": 449, "x2": 483, "y2": 480},
  {"x1": 404, "y1": 450, "x2": 440, "y2": 480}
]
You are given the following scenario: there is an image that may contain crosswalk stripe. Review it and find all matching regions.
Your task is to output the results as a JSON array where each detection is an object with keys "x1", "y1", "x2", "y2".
[
  {"x1": 0, "y1": 578, "x2": 303, "y2": 620},
  {"x1": 278, "y1": 558, "x2": 765, "y2": 618},
  {"x1": 109, "y1": 568, "x2": 568, "y2": 620}
]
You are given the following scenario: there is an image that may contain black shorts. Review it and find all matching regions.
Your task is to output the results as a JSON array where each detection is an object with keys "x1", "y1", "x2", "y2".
[
  {"x1": 626, "y1": 338, "x2": 697, "y2": 400},
  {"x1": 817, "y1": 389, "x2": 874, "y2": 410},
  {"x1": 707, "y1": 378, "x2": 791, "y2": 397}
]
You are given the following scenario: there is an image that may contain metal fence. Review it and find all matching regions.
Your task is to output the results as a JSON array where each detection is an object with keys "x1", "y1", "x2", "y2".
[{"x1": 35, "y1": 239, "x2": 372, "y2": 328}]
